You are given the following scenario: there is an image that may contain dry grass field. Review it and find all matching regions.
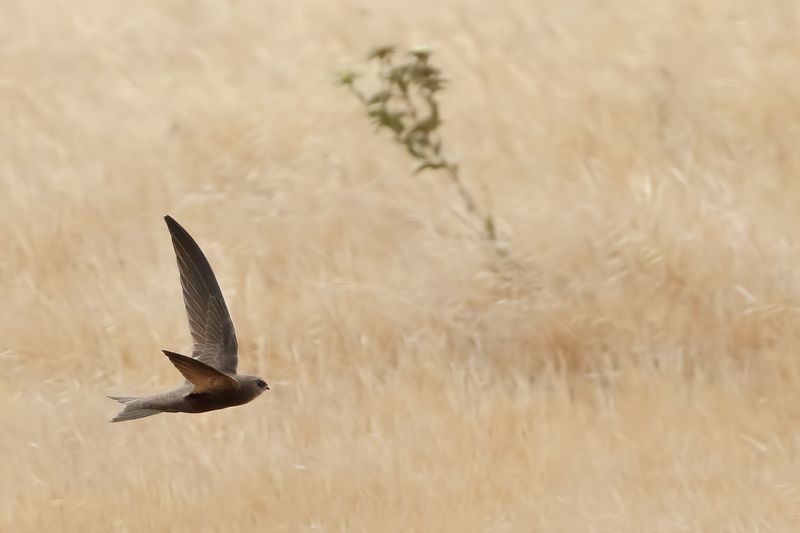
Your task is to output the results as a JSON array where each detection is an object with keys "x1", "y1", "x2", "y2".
[{"x1": 3, "y1": 0, "x2": 800, "y2": 531}]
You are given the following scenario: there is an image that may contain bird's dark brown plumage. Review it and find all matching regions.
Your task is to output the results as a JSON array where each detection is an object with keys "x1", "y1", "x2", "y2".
[{"x1": 164, "y1": 215, "x2": 239, "y2": 374}]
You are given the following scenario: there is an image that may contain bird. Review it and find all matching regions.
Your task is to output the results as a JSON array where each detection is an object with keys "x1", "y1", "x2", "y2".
[{"x1": 109, "y1": 215, "x2": 269, "y2": 422}]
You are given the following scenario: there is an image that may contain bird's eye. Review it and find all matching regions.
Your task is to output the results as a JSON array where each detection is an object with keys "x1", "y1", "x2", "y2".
[{"x1": 256, "y1": 379, "x2": 267, "y2": 389}]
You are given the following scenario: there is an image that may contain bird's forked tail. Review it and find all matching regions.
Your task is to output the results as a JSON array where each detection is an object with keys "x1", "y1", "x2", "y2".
[{"x1": 108, "y1": 396, "x2": 162, "y2": 423}]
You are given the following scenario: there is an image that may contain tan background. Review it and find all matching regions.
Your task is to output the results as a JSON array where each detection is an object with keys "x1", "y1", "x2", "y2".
[{"x1": 2, "y1": 0, "x2": 800, "y2": 531}]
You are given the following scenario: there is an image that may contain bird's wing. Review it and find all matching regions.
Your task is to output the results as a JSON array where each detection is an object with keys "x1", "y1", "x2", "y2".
[
  {"x1": 162, "y1": 350, "x2": 239, "y2": 393},
  {"x1": 164, "y1": 215, "x2": 239, "y2": 374}
]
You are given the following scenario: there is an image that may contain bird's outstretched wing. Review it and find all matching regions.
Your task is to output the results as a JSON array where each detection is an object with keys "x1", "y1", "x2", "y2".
[
  {"x1": 164, "y1": 215, "x2": 238, "y2": 374},
  {"x1": 162, "y1": 350, "x2": 239, "y2": 393}
]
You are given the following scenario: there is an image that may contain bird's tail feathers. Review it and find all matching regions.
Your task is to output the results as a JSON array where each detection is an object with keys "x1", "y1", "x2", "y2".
[
  {"x1": 109, "y1": 395, "x2": 139, "y2": 405},
  {"x1": 108, "y1": 396, "x2": 162, "y2": 423}
]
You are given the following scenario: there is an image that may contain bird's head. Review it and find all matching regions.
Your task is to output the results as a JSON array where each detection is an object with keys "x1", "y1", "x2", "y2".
[{"x1": 240, "y1": 375, "x2": 270, "y2": 399}]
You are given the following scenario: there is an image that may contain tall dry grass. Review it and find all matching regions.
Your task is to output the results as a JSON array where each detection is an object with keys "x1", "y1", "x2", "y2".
[{"x1": 2, "y1": 0, "x2": 800, "y2": 531}]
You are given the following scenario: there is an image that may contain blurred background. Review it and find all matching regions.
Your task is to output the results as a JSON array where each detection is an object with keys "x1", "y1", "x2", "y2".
[{"x1": 2, "y1": 0, "x2": 800, "y2": 531}]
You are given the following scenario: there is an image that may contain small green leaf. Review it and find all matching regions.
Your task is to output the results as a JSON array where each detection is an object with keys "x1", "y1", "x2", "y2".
[
  {"x1": 367, "y1": 45, "x2": 396, "y2": 61},
  {"x1": 367, "y1": 90, "x2": 392, "y2": 104},
  {"x1": 409, "y1": 46, "x2": 432, "y2": 61},
  {"x1": 335, "y1": 71, "x2": 358, "y2": 86}
]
